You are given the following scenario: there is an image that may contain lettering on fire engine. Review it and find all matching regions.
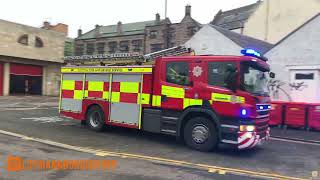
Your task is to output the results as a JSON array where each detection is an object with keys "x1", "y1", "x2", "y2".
[{"x1": 61, "y1": 67, "x2": 152, "y2": 73}]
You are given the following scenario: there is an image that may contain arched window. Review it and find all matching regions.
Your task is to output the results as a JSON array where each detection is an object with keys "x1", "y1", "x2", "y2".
[
  {"x1": 18, "y1": 34, "x2": 28, "y2": 45},
  {"x1": 35, "y1": 36, "x2": 44, "y2": 48}
]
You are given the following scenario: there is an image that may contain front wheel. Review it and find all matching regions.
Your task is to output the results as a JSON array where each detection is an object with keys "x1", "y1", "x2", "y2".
[
  {"x1": 86, "y1": 105, "x2": 106, "y2": 132},
  {"x1": 183, "y1": 117, "x2": 218, "y2": 152}
]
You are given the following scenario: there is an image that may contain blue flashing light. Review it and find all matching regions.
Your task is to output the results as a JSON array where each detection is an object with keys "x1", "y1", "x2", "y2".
[
  {"x1": 241, "y1": 109, "x2": 247, "y2": 116},
  {"x1": 268, "y1": 105, "x2": 272, "y2": 109},
  {"x1": 241, "y1": 49, "x2": 261, "y2": 58}
]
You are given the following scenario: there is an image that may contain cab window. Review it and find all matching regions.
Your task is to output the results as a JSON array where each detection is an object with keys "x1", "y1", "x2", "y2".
[
  {"x1": 208, "y1": 62, "x2": 236, "y2": 88},
  {"x1": 166, "y1": 62, "x2": 190, "y2": 86}
]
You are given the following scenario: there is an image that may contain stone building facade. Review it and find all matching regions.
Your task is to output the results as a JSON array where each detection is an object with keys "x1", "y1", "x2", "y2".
[
  {"x1": 0, "y1": 19, "x2": 67, "y2": 96},
  {"x1": 212, "y1": 0, "x2": 320, "y2": 44},
  {"x1": 74, "y1": 5, "x2": 201, "y2": 55}
]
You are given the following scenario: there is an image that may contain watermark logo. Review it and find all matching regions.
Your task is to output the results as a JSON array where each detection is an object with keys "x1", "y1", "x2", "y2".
[{"x1": 5, "y1": 155, "x2": 117, "y2": 171}]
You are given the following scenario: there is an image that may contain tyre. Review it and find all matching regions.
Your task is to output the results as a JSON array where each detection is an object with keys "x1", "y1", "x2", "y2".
[
  {"x1": 86, "y1": 105, "x2": 106, "y2": 132},
  {"x1": 183, "y1": 117, "x2": 218, "y2": 152}
]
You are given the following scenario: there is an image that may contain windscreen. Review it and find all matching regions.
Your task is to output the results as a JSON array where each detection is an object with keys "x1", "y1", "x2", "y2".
[{"x1": 240, "y1": 62, "x2": 269, "y2": 96}]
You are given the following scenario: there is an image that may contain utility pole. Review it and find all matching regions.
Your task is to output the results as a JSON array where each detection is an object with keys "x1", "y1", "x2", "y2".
[{"x1": 165, "y1": 0, "x2": 168, "y2": 18}]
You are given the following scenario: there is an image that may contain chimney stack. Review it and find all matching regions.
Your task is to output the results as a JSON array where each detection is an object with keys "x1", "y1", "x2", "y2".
[
  {"x1": 156, "y1": 13, "x2": 161, "y2": 24},
  {"x1": 185, "y1": 5, "x2": 191, "y2": 17},
  {"x1": 117, "y1": 21, "x2": 123, "y2": 35},
  {"x1": 95, "y1": 24, "x2": 101, "y2": 37},
  {"x1": 78, "y1": 28, "x2": 82, "y2": 37},
  {"x1": 42, "y1": 21, "x2": 50, "y2": 29}
]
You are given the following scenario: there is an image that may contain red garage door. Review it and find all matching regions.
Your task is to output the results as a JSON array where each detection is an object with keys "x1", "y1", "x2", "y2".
[
  {"x1": 10, "y1": 63, "x2": 43, "y2": 95},
  {"x1": 0, "y1": 63, "x2": 3, "y2": 96},
  {"x1": 10, "y1": 63, "x2": 43, "y2": 76}
]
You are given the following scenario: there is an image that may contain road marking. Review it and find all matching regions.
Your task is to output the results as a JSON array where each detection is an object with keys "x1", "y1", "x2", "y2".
[
  {"x1": 270, "y1": 137, "x2": 320, "y2": 146},
  {"x1": 0, "y1": 129, "x2": 307, "y2": 180},
  {"x1": 21, "y1": 116, "x2": 68, "y2": 123}
]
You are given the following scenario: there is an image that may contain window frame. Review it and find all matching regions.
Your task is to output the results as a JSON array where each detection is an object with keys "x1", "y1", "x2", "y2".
[
  {"x1": 86, "y1": 43, "x2": 95, "y2": 55},
  {"x1": 96, "y1": 42, "x2": 105, "y2": 54},
  {"x1": 18, "y1": 34, "x2": 28, "y2": 46},
  {"x1": 207, "y1": 61, "x2": 237, "y2": 89},
  {"x1": 108, "y1": 41, "x2": 117, "y2": 53},
  {"x1": 149, "y1": 30, "x2": 159, "y2": 39},
  {"x1": 165, "y1": 61, "x2": 191, "y2": 87},
  {"x1": 119, "y1": 41, "x2": 129, "y2": 53},
  {"x1": 35, "y1": 36, "x2": 44, "y2": 48}
]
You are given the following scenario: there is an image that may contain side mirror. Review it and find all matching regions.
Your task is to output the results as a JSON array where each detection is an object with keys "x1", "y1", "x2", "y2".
[{"x1": 269, "y1": 72, "x2": 275, "y2": 78}]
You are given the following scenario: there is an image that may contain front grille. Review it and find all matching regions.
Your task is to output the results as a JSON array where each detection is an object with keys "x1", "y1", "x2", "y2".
[
  {"x1": 255, "y1": 118, "x2": 269, "y2": 137},
  {"x1": 256, "y1": 104, "x2": 271, "y2": 118}
]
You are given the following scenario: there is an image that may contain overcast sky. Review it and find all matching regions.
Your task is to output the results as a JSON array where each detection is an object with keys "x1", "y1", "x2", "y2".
[{"x1": 0, "y1": 0, "x2": 257, "y2": 38}]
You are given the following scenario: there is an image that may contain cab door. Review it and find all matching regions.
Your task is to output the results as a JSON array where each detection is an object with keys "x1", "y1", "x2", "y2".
[
  {"x1": 158, "y1": 60, "x2": 195, "y2": 110},
  {"x1": 205, "y1": 61, "x2": 243, "y2": 118}
]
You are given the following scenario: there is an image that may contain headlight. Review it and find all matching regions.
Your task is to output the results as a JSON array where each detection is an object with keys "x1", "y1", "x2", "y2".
[{"x1": 240, "y1": 125, "x2": 255, "y2": 132}]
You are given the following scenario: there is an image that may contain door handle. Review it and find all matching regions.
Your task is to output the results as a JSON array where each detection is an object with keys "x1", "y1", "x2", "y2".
[{"x1": 161, "y1": 95, "x2": 168, "y2": 102}]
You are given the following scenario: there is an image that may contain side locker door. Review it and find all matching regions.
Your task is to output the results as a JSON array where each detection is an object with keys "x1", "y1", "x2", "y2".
[
  {"x1": 85, "y1": 74, "x2": 111, "y2": 100},
  {"x1": 110, "y1": 74, "x2": 142, "y2": 128},
  {"x1": 60, "y1": 73, "x2": 84, "y2": 112}
]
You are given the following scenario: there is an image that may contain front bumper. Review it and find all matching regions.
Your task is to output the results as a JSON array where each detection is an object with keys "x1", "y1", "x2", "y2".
[{"x1": 238, "y1": 127, "x2": 270, "y2": 149}]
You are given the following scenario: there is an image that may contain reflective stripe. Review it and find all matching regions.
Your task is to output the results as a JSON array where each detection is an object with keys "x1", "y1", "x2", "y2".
[
  {"x1": 237, "y1": 96, "x2": 245, "y2": 103},
  {"x1": 103, "y1": 91, "x2": 109, "y2": 100},
  {"x1": 88, "y1": 81, "x2": 103, "y2": 91},
  {"x1": 152, "y1": 95, "x2": 161, "y2": 107},
  {"x1": 73, "y1": 90, "x2": 84, "y2": 100},
  {"x1": 111, "y1": 92, "x2": 120, "y2": 102},
  {"x1": 61, "y1": 67, "x2": 153, "y2": 73},
  {"x1": 62, "y1": 80, "x2": 75, "y2": 90},
  {"x1": 84, "y1": 90, "x2": 89, "y2": 97},
  {"x1": 212, "y1": 93, "x2": 231, "y2": 102},
  {"x1": 120, "y1": 82, "x2": 139, "y2": 93},
  {"x1": 162, "y1": 85, "x2": 184, "y2": 98},
  {"x1": 138, "y1": 93, "x2": 150, "y2": 105},
  {"x1": 212, "y1": 93, "x2": 245, "y2": 104},
  {"x1": 183, "y1": 98, "x2": 203, "y2": 109}
]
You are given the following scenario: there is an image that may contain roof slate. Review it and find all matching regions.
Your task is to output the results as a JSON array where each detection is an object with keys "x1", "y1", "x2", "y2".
[
  {"x1": 211, "y1": 2, "x2": 260, "y2": 30},
  {"x1": 209, "y1": 24, "x2": 273, "y2": 54},
  {"x1": 77, "y1": 20, "x2": 159, "y2": 40}
]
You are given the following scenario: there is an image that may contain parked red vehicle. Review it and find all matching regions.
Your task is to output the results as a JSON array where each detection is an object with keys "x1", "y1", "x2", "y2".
[{"x1": 59, "y1": 49, "x2": 272, "y2": 151}]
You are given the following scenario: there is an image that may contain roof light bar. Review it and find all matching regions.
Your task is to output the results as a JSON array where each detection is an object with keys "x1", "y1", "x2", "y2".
[{"x1": 241, "y1": 49, "x2": 268, "y2": 62}]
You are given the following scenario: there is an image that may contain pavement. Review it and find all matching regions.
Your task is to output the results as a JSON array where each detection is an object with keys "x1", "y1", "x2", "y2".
[{"x1": 0, "y1": 96, "x2": 319, "y2": 180}]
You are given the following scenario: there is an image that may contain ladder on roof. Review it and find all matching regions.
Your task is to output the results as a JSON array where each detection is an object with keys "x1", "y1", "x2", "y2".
[{"x1": 64, "y1": 46, "x2": 193, "y2": 66}]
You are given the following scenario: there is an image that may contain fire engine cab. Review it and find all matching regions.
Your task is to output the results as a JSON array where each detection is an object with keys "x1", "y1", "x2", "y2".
[{"x1": 59, "y1": 49, "x2": 272, "y2": 151}]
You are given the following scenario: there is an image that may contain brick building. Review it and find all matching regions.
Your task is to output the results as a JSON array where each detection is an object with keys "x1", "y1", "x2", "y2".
[
  {"x1": 74, "y1": 5, "x2": 201, "y2": 55},
  {"x1": 0, "y1": 19, "x2": 68, "y2": 96}
]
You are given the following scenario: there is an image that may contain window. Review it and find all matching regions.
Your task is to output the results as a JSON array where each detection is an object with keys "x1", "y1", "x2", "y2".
[
  {"x1": 295, "y1": 73, "x2": 314, "y2": 80},
  {"x1": 119, "y1": 41, "x2": 129, "y2": 52},
  {"x1": 151, "y1": 43, "x2": 162, "y2": 53},
  {"x1": 96, "y1": 42, "x2": 105, "y2": 54},
  {"x1": 35, "y1": 37, "x2": 43, "y2": 48},
  {"x1": 18, "y1": 34, "x2": 28, "y2": 45},
  {"x1": 64, "y1": 41, "x2": 73, "y2": 56},
  {"x1": 187, "y1": 26, "x2": 198, "y2": 36},
  {"x1": 149, "y1": 30, "x2": 159, "y2": 39},
  {"x1": 108, "y1": 41, "x2": 117, "y2": 53},
  {"x1": 75, "y1": 44, "x2": 84, "y2": 56},
  {"x1": 86, "y1": 43, "x2": 95, "y2": 55},
  {"x1": 166, "y1": 62, "x2": 190, "y2": 86},
  {"x1": 208, "y1": 62, "x2": 236, "y2": 88},
  {"x1": 132, "y1": 40, "x2": 142, "y2": 52}
]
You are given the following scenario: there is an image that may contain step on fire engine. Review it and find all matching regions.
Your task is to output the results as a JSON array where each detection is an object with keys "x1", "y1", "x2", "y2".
[{"x1": 60, "y1": 47, "x2": 272, "y2": 151}]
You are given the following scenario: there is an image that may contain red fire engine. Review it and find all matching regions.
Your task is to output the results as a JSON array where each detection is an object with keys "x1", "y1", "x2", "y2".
[{"x1": 59, "y1": 49, "x2": 272, "y2": 151}]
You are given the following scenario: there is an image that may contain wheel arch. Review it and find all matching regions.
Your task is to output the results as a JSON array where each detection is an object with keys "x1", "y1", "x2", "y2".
[
  {"x1": 177, "y1": 107, "x2": 221, "y2": 140},
  {"x1": 84, "y1": 103, "x2": 104, "y2": 117}
]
